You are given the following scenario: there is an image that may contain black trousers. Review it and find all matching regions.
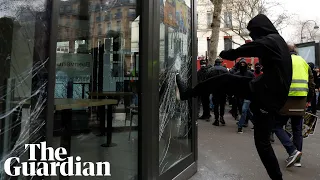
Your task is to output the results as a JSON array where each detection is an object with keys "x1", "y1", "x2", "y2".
[
  {"x1": 191, "y1": 73, "x2": 283, "y2": 180},
  {"x1": 230, "y1": 96, "x2": 237, "y2": 116},
  {"x1": 253, "y1": 108, "x2": 282, "y2": 180},
  {"x1": 228, "y1": 95, "x2": 233, "y2": 105},
  {"x1": 233, "y1": 97, "x2": 243, "y2": 117},
  {"x1": 200, "y1": 93, "x2": 210, "y2": 116},
  {"x1": 212, "y1": 94, "x2": 226, "y2": 119}
]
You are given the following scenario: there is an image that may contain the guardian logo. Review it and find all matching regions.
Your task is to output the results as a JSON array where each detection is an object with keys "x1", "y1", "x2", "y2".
[{"x1": 4, "y1": 142, "x2": 111, "y2": 177}]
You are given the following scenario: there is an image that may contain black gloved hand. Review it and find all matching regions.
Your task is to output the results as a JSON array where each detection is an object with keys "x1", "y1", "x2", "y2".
[
  {"x1": 219, "y1": 50, "x2": 228, "y2": 58},
  {"x1": 219, "y1": 50, "x2": 237, "y2": 61}
]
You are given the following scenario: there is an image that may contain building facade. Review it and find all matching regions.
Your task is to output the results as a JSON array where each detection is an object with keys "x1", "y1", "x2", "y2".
[
  {"x1": 197, "y1": 0, "x2": 250, "y2": 58},
  {"x1": 0, "y1": 0, "x2": 198, "y2": 179}
]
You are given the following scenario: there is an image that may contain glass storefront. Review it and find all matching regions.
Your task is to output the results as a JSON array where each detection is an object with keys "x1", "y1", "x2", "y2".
[
  {"x1": 0, "y1": 0, "x2": 197, "y2": 179},
  {"x1": 52, "y1": 0, "x2": 139, "y2": 179}
]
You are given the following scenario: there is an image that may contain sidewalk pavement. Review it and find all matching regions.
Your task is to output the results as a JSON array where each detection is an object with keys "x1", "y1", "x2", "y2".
[{"x1": 190, "y1": 111, "x2": 320, "y2": 180}]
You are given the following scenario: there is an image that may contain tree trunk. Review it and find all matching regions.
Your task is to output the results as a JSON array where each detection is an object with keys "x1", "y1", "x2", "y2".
[{"x1": 209, "y1": 0, "x2": 224, "y2": 64}]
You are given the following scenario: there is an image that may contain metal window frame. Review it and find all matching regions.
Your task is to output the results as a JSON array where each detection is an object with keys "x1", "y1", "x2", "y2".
[
  {"x1": 46, "y1": 0, "x2": 59, "y2": 148},
  {"x1": 44, "y1": 0, "x2": 59, "y2": 179},
  {"x1": 139, "y1": 0, "x2": 159, "y2": 179}
]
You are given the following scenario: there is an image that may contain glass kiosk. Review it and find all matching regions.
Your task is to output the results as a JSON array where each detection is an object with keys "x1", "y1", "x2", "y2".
[{"x1": 0, "y1": 0, "x2": 198, "y2": 179}]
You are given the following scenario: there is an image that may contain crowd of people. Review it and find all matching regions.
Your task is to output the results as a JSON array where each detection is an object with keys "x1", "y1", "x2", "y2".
[
  {"x1": 175, "y1": 14, "x2": 318, "y2": 180},
  {"x1": 197, "y1": 58, "x2": 263, "y2": 133}
]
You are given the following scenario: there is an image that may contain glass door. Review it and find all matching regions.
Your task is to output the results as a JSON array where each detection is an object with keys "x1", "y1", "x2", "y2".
[{"x1": 159, "y1": 0, "x2": 195, "y2": 178}]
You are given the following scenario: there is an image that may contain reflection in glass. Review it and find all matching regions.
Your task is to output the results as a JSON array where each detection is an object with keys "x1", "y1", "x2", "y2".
[
  {"x1": 159, "y1": 0, "x2": 192, "y2": 174},
  {"x1": 52, "y1": 0, "x2": 140, "y2": 179}
]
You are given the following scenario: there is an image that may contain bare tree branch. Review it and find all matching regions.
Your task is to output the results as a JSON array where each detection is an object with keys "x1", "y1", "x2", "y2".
[
  {"x1": 221, "y1": 0, "x2": 292, "y2": 42},
  {"x1": 206, "y1": 0, "x2": 292, "y2": 62}
]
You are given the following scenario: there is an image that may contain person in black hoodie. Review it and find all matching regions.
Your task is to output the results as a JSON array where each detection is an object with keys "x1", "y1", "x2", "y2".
[
  {"x1": 208, "y1": 58, "x2": 229, "y2": 126},
  {"x1": 197, "y1": 59, "x2": 212, "y2": 120},
  {"x1": 175, "y1": 14, "x2": 293, "y2": 180},
  {"x1": 235, "y1": 59, "x2": 254, "y2": 133},
  {"x1": 229, "y1": 62, "x2": 240, "y2": 119}
]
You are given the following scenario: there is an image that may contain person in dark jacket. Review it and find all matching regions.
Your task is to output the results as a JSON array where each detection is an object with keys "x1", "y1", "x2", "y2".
[
  {"x1": 209, "y1": 58, "x2": 229, "y2": 126},
  {"x1": 307, "y1": 62, "x2": 318, "y2": 114},
  {"x1": 197, "y1": 59, "x2": 212, "y2": 119},
  {"x1": 229, "y1": 61, "x2": 239, "y2": 74},
  {"x1": 253, "y1": 62, "x2": 263, "y2": 77},
  {"x1": 228, "y1": 62, "x2": 240, "y2": 119},
  {"x1": 315, "y1": 66, "x2": 320, "y2": 106},
  {"x1": 175, "y1": 14, "x2": 293, "y2": 180},
  {"x1": 235, "y1": 59, "x2": 254, "y2": 133}
]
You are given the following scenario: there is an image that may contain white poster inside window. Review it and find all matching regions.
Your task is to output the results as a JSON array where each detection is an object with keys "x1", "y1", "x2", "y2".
[
  {"x1": 297, "y1": 46, "x2": 315, "y2": 64},
  {"x1": 56, "y1": 53, "x2": 92, "y2": 81}
]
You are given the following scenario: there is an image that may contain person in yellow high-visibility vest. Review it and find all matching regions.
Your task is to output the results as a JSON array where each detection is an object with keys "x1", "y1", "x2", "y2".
[{"x1": 274, "y1": 44, "x2": 315, "y2": 168}]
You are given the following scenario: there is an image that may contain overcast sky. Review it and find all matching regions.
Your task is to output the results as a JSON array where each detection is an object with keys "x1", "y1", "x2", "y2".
[{"x1": 277, "y1": 0, "x2": 320, "y2": 42}]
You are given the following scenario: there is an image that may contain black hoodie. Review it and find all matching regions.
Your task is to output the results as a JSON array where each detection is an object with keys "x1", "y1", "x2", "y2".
[
  {"x1": 219, "y1": 14, "x2": 292, "y2": 113},
  {"x1": 197, "y1": 64, "x2": 212, "y2": 82},
  {"x1": 235, "y1": 59, "x2": 254, "y2": 78}
]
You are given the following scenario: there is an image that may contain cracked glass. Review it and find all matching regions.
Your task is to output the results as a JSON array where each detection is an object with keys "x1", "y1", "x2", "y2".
[
  {"x1": 0, "y1": 0, "x2": 49, "y2": 178},
  {"x1": 159, "y1": 0, "x2": 192, "y2": 174}
]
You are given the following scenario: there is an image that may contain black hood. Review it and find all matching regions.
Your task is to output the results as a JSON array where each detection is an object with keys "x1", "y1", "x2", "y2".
[
  {"x1": 239, "y1": 59, "x2": 248, "y2": 73},
  {"x1": 247, "y1": 14, "x2": 279, "y2": 40}
]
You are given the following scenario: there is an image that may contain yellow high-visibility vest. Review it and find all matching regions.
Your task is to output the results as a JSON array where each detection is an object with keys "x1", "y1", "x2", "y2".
[{"x1": 288, "y1": 55, "x2": 309, "y2": 96}]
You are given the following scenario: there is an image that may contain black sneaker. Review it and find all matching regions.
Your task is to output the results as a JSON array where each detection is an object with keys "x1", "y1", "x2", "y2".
[
  {"x1": 199, "y1": 114, "x2": 211, "y2": 119},
  {"x1": 286, "y1": 150, "x2": 302, "y2": 168},
  {"x1": 238, "y1": 128, "x2": 243, "y2": 134},
  {"x1": 175, "y1": 73, "x2": 189, "y2": 101},
  {"x1": 212, "y1": 120, "x2": 219, "y2": 126},
  {"x1": 220, "y1": 117, "x2": 226, "y2": 126}
]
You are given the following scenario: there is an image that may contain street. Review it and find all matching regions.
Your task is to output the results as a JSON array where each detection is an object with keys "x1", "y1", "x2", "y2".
[{"x1": 190, "y1": 111, "x2": 320, "y2": 180}]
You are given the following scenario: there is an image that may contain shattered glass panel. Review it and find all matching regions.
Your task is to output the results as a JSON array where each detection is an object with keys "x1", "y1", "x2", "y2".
[
  {"x1": 159, "y1": 0, "x2": 193, "y2": 174},
  {"x1": 0, "y1": 0, "x2": 49, "y2": 178}
]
